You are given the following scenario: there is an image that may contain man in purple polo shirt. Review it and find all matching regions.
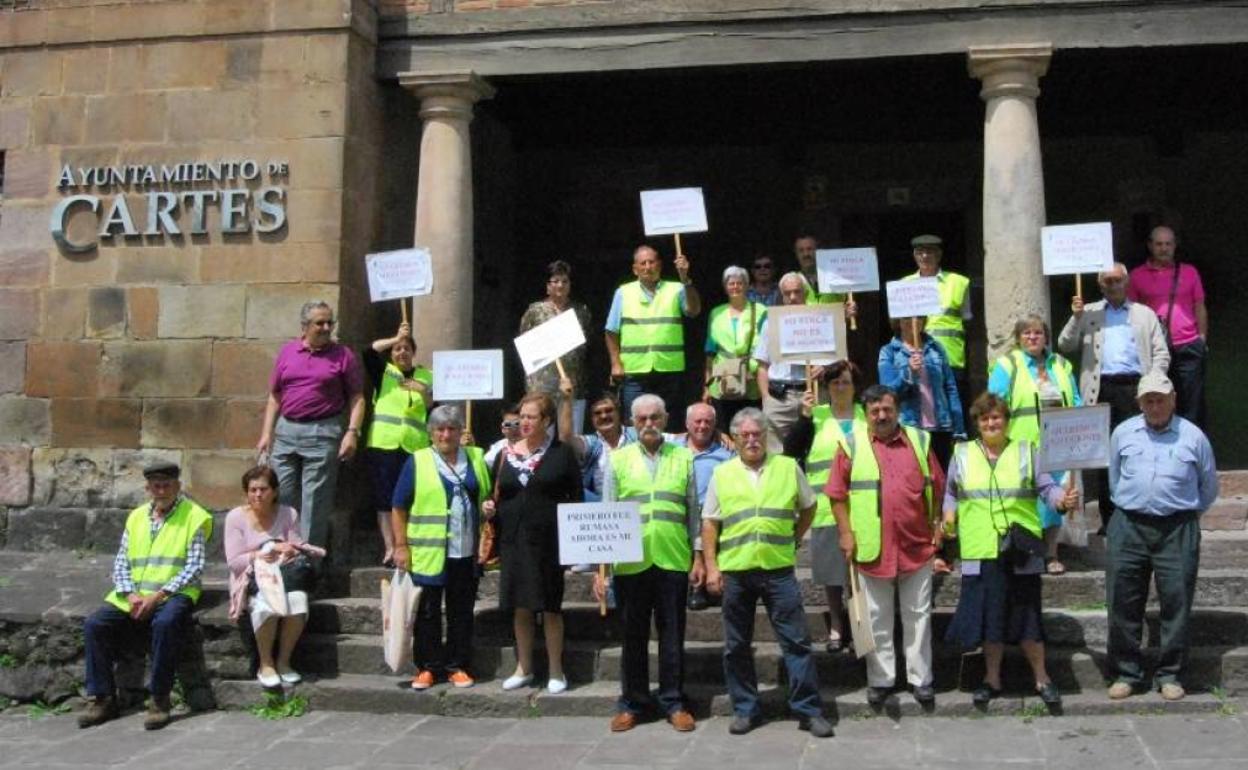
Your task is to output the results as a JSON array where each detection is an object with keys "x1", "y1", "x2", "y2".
[{"x1": 257, "y1": 300, "x2": 365, "y2": 548}]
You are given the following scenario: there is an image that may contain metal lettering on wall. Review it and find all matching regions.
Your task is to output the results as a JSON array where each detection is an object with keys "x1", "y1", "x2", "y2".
[{"x1": 50, "y1": 159, "x2": 290, "y2": 253}]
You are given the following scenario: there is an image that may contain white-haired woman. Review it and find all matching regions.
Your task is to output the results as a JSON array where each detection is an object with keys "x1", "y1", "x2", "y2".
[{"x1": 703, "y1": 265, "x2": 768, "y2": 432}]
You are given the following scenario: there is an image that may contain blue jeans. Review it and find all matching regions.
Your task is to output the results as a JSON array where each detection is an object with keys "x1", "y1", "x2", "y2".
[
  {"x1": 721, "y1": 568, "x2": 822, "y2": 719},
  {"x1": 83, "y1": 595, "x2": 194, "y2": 698}
]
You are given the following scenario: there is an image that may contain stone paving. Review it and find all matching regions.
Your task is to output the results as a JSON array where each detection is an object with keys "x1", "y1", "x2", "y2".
[{"x1": 3, "y1": 707, "x2": 1248, "y2": 769}]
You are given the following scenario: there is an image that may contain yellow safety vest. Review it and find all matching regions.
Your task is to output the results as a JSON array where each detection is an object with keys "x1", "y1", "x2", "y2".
[
  {"x1": 366, "y1": 363, "x2": 433, "y2": 453},
  {"x1": 105, "y1": 498, "x2": 213, "y2": 612},
  {"x1": 618, "y1": 280, "x2": 685, "y2": 373},
  {"x1": 846, "y1": 423, "x2": 933, "y2": 563},
  {"x1": 906, "y1": 270, "x2": 970, "y2": 369},
  {"x1": 951, "y1": 439, "x2": 1040, "y2": 559},
  {"x1": 713, "y1": 454, "x2": 799, "y2": 571},
  {"x1": 610, "y1": 442, "x2": 694, "y2": 575},
  {"x1": 806, "y1": 403, "x2": 865, "y2": 528},
  {"x1": 803, "y1": 278, "x2": 846, "y2": 306},
  {"x1": 706, "y1": 301, "x2": 767, "y2": 399},
  {"x1": 993, "y1": 349, "x2": 1076, "y2": 445},
  {"x1": 406, "y1": 447, "x2": 491, "y2": 579}
]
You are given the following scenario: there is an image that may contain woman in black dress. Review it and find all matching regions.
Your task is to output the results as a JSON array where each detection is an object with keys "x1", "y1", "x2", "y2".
[{"x1": 486, "y1": 391, "x2": 583, "y2": 694}]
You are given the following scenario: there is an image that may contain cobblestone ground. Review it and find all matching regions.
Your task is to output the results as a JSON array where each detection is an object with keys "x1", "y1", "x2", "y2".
[{"x1": 3, "y1": 708, "x2": 1248, "y2": 769}]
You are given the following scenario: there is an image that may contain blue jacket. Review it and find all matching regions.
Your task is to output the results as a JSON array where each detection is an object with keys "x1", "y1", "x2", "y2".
[{"x1": 878, "y1": 334, "x2": 965, "y2": 436}]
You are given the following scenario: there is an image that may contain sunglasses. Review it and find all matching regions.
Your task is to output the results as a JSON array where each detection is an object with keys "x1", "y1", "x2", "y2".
[
  {"x1": 501, "y1": 420, "x2": 520, "y2": 429},
  {"x1": 753, "y1": 263, "x2": 772, "y2": 269}
]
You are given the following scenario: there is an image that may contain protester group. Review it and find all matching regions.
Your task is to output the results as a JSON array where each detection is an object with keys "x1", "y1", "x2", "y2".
[{"x1": 77, "y1": 225, "x2": 1218, "y2": 738}]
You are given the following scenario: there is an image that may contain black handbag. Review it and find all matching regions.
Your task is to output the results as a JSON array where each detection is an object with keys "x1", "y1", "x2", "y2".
[
  {"x1": 279, "y1": 553, "x2": 319, "y2": 593},
  {"x1": 1000, "y1": 524, "x2": 1046, "y2": 576}
]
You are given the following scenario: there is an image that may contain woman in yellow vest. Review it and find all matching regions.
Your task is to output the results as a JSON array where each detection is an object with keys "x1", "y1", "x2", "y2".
[
  {"x1": 364, "y1": 322, "x2": 433, "y2": 566},
  {"x1": 702, "y1": 265, "x2": 768, "y2": 431},
  {"x1": 782, "y1": 361, "x2": 864, "y2": 653},
  {"x1": 391, "y1": 404, "x2": 491, "y2": 690},
  {"x1": 942, "y1": 393, "x2": 1079, "y2": 707},
  {"x1": 987, "y1": 314, "x2": 1081, "y2": 575}
]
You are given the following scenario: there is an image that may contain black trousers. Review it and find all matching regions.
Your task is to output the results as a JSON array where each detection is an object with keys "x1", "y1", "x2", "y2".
[
  {"x1": 1095, "y1": 376, "x2": 1142, "y2": 531},
  {"x1": 1169, "y1": 339, "x2": 1208, "y2": 429},
  {"x1": 413, "y1": 557, "x2": 478, "y2": 674},
  {"x1": 614, "y1": 566, "x2": 689, "y2": 716}
]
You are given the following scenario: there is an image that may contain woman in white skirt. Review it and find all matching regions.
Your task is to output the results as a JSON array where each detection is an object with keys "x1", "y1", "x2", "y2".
[{"x1": 225, "y1": 465, "x2": 325, "y2": 687}]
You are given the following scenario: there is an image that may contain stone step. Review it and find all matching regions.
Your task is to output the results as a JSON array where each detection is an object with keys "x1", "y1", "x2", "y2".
[{"x1": 210, "y1": 671, "x2": 1237, "y2": 720}]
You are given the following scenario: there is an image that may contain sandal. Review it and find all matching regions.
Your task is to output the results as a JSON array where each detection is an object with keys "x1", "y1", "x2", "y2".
[
  {"x1": 1045, "y1": 559, "x2": 1067, "y2": 576},
  {"x1": 972, "y1": 684, "x2": 1002, "y2": 705},
  {"x1": 1036, "y1": 681, "x2": 1062, "y2": 706}
]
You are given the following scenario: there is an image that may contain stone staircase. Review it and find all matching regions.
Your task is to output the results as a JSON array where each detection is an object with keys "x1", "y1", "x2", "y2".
[{"x1": 2, "y1": 471, "x2": 1247, "y2": 719}]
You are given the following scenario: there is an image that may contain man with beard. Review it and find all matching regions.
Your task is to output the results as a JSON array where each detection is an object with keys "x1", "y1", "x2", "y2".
[{"x1": 597, "y1": 394, "x2": 703, "y2": 732}]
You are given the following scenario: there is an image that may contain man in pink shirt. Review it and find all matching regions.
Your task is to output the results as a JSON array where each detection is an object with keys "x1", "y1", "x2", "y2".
[
  {"x1": 827, "y1": 384, "x2": 945, "y2": 708},
  {"x1": 257, "y1": 301, "x2": 365, "y2": 548},
  {"x1": 1127, "y1": 226, "x2": 1208, "y2": 427}
]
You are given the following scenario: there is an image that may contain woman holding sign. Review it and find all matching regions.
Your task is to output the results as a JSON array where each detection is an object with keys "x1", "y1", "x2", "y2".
[
  {"x1": 703, "y1": 266, "x2": 768, "y2": 431},
  {"x1": 486, "y1": 391, "x2": 584, "y2": 694},
  {"x1": 988, "y1": 314, "x2": 1082, "y2": 575},
  {"x1": 942, "y1": 393, "x2": 1079, "y2": 708},
  {"x1": 877, "y1": 316, "x2": 965, "y2": 468},
  {"x1": 519, "y1": 260, "x2": 593, "y2": 433}
]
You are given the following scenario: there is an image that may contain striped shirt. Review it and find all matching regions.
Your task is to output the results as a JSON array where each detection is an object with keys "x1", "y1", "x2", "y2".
[{"x1": 111, "y1": 496, "x2": 207, "y2": 597}]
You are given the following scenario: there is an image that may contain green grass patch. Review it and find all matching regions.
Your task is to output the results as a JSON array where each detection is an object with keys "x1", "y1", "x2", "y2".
[
  {"x1": 248, "y1": 692, "x2": 309, "y2": 720},
  {"x1": 27, "y1": 701, "x2": 71, "y2": 719},
  {"x1": 1017, "y1": 702, "x2": 1048, "y2": 723},
  {"x1": 0, "y1": 653, "x2": 17, "y2": 669}
]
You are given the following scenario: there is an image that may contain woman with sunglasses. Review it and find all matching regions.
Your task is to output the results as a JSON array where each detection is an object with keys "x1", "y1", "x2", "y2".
[
  {"x1": 519, "y1": 260, "x2": 593, "y2": 433},
  {"x1": 746, "y1": 254, "x2": 781, "y2": 307}
]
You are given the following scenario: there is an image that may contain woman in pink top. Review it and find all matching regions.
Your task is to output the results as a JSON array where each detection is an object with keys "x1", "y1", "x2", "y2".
[{"x1": 224, "y1": 465, "x2": 325, "y2": 688}]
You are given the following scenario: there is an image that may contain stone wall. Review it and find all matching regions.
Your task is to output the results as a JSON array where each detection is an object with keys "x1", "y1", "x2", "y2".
[{"x1": 0, "y1": 1, "x2": 381, "y2": 527}]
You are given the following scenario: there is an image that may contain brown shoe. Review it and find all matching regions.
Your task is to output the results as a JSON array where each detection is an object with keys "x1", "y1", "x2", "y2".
[
  {"x1": 610, "y1": 712, "x2": 638, "y2": 732},
  {"x1": 668, "y1": 710, "x2": 696, "y2": 732},
  {"x1": 144, "y1": 694, "x2": 172, "y2": 731},
  {"x1": 78, "y1": 696, "x2": 118, "y2": 729}
]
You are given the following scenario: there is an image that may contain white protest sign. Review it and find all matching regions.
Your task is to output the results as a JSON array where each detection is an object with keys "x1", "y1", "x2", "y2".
[
  {"x1": 431, "y1": 349, "x2": 504, "y2": 401},
  {"x1": 639, "y1": 187, "x2": 708, "y2": 236},
  {"x1": 766, "y1": 304, "x2": 846, "y2": 364},
  {"x1": 1041, "y1": 222, "x2": 1114, "y2": 276},
  {"x1": 514, "y1": 309, "x2": 586, "y2": 376},
  {"x1": 816, "y1": 248, "x2": 879, "y2": 294},
  {"x1": 365, "y1": 247, "x2": 433, "y2": 302},
  {"x1": 557, "y1": 502, "x2": 644, "y2": 565},
  {"x1": 885, "y1": 277, "x2": 942, "y2": 319},
  {"x1": 1038, "y1": 404, "x2": 1112, "y2": 473}
]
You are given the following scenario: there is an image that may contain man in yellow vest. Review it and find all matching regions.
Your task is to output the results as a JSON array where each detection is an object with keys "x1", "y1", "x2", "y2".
[
  {"x1": 391, "y1": 405, "x2": 491, "y2": 691},
  {"x1": 79, "y1": 461, "x2": 213, "y2": 731},
  {"x1": 605, "y1": 245, "x2": 702, "y2": 425},
  {"x1": 905, "y1": 234, "x2": 972, "y2": 412},
  {"x1": 702, "y1": 408, "x2": 833, "y2": 738},
  {"x1": 595, "y1": 394, "x2": 703, "y2": 733},
  {"x1": 828, "y1": 385, "x2": 946, "y2": 708}
]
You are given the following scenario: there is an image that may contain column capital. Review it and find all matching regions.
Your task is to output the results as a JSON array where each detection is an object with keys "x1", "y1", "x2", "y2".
[
  {"x1": 399, "y1": 71, "x2": 495, "y2": 120},
  {"x1": 967, "y1": 43, "x2": 1052, "y2": 101}
]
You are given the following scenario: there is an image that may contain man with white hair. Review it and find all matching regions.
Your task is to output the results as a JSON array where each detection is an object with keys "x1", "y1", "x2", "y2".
[
  {"x1": 753, "y1": 272, "x2": 819, "y2": 452},
  {"x1": 1058, "y1": 262, "x2": 1169, "y2": 531},
  {"x1": 597, "y1": 394, "x2": 703, "y2": 732},
  {"x1": 673, "y1": 402, "x2": 734, "y2": 610}
]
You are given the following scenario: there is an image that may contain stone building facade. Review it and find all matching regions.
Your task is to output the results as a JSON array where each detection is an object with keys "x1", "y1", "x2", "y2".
[{"x1": 1, "y1": 0, "x2": 1246, "y2": 555}]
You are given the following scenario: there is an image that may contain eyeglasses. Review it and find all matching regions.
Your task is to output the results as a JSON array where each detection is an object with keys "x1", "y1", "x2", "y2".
[
  {"x1": 308, "y1": 319, "x2": 336, "y2": 328},
  {"x1": 501, "y1": 420, "x2": 520, "y2": 429}
]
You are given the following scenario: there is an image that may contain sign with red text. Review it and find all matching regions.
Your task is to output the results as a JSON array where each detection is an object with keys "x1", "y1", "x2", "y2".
[
  {"x1": 365, "y1": 247, "x2": 432, "y2": 302},
  {"x1": 816, "y1": 248, "x2": 879, "y2": 294},
  {"x1": 639, "y1": 187, "x2": 708, "y2": 236},
  {"x1": 1038, "y1": 404, "x2": 1112, "y2": 473},
  {"x1": 1041, "y1": 222, "x2": 1114, "y2": 276},
  {"x1": 766, "y1": 304, "x2": 846, "y2": 364},
  {"x1": 514, "y1": 309, "x2": 586, "y2": 376},
  {"x1": 557, "y1": 502, "x2": 644, "y2": 565},
  {"x1": 885, "y1": 277, "x2": 942, "y2": 319},
  {"x1": 432, "y1": 349, "x2": 504, "y2": 401}
]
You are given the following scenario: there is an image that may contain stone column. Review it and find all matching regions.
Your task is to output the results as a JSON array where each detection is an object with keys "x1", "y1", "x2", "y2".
[
  {"x1": 968, "y1": 44, "x2": 1052, "y2": 360},
  {"x1": 399, "y1": 72, "x2": 495, "y2": 352}
]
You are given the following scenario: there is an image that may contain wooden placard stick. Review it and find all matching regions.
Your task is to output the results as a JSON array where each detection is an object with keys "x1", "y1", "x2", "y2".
[
  {"x1": 847, "y1": 292, "x2": 857, "y2": 331},
  {"x1": 401, "y1": 297, "x2": 409, "y2": 326},
  {"x1": 804, "y1": 360, "x2": 814, "y2": 394},
  {"x1": 911, "y1": 317, "x2": 921, "y2": 347},
  {"x1": 465, "y1": 400, "x2": 473, "y2": 435},
  {"x1": 555, "y1": 357, "x2": 568, "y2": 380},
  {"x1": 598, "y1": 563, "x2": 608, "y2": 616},
  {"x1": 1075, "y1": 273, "x2": 1083, "y2": 301},
  {"x1": 674, "y1": 232, "x2": 684, "y2": 258}
]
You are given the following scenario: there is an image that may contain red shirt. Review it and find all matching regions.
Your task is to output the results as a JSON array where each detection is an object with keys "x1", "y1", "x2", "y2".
[
  {"x1": 1126, "y1": 262, "x2": 1205, "y2": 346},
  {"x1": 824, "y1": 428, "x2": 945, "y2": 579}
]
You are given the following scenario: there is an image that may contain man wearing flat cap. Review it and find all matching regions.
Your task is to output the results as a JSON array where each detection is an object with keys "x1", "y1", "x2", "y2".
[
  {"x1": 1105, "y1": 372, "x2": 1217, "y2": 702},
  {"x1": 904, "y1": 235, "x2": 972, "y2": 411},
  {"x1": 78, "y1": 461, "x2": 213, "y2": 730}
]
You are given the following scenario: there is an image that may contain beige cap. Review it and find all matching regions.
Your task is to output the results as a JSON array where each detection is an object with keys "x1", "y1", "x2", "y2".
[{"x1": 1136, "y1": 372, "x2": 1175, "y2": 397}]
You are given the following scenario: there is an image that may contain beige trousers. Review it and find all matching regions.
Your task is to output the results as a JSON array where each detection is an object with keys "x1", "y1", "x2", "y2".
[{"x1": 859, "y1": 563, "x2": 933, "y2": 689}]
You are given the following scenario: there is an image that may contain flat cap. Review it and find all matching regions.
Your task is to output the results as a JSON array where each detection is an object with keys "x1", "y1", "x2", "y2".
[
  {"x1": 1137, "y1": 372, "x2": 1175, "y2": 397},
  {"x1": 911, "y1": 234, "x2": 943, "y2": 248},
  {"x1": 142, "y1": 460, "x2": 181, "y2": 480}
]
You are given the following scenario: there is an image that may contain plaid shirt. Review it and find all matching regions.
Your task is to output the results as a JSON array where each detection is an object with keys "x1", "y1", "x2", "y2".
[{"x1": 111, "y1": 495, "x2": 207, "y2": 598}]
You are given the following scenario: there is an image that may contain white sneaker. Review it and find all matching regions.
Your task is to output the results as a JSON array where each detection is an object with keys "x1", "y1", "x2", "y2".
[
  {"x1": 502, "y1": 673, "x2": 533, "y2": 691},
  {"x1": 278, "y1": 668, "x2": 302, "y2": 685},
  {"x1": 546, "y1": 677, "x2": 568, "y2": 695}
]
